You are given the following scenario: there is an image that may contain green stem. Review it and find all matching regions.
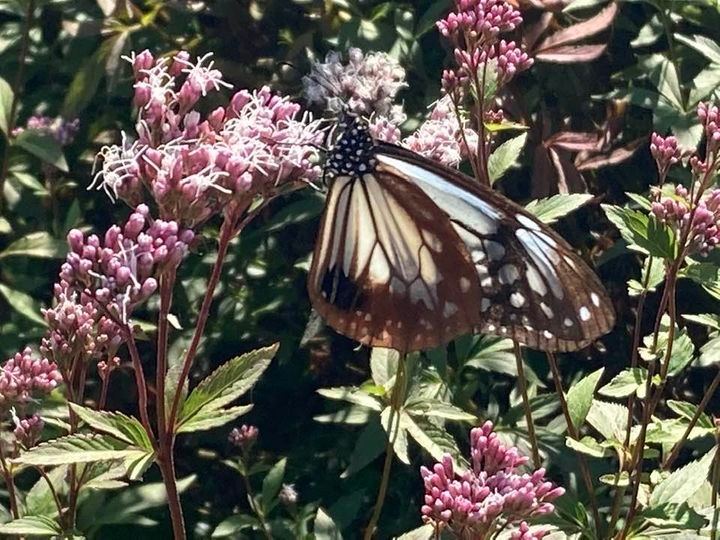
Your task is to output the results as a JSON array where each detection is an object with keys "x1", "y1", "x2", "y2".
[
  {"x1": 513, "y1": 341, "x2": 540, "y2": 468},
  {"x1": 547, "y1": 352, "x2": 601, "y2": 537},
  {"x1": 0, "y1": 442, "x2": 19, "y2": 519},
  {"x1": 363, "y1": 353, "x2": 406, "y2": 540},
  {"x1": 241, "y1": 472, "x2": 273, "y2": 540}
]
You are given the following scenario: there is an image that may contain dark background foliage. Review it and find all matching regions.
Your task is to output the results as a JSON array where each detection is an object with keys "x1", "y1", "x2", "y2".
[{"x1": 1, "y1": 0, "x2": 720, "y2": 537}]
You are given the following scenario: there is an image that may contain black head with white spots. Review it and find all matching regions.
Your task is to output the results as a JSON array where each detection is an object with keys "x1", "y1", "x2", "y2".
[{"x1": 325, "y1": 117, "x2": 376, "y2": 179}]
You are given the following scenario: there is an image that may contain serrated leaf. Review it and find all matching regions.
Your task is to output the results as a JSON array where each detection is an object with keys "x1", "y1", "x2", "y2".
[
  {"x1": 586, "y1": 400, "x2": 628, "y2": 442},
  {"x1": 680, "y1": 261, "x2": 720, "y2": 300},
  {"x1": 628, "y1": 257, "x2": 664, "y2": 297},
  {"x1": 0, "y1": 515, "x2": 62, "y2": 535},
  {"x1": 602, "y1": 204, "x2": 676, "y2": 259},
  {"x1": 25, "y1": 465, "x2": 67, "y2": 517},
  {"x1": 177, "y1": 344, "x2": 277, "y2": 430},
  {"x1": 69, "y1": 404, "x2": 152, "y2": 449},
  {"x1": 683, "y1": 313, "x2": 720, "y2": 331},
  {"x1": 381, "y1": 407, "x2": 409, "y2": 464},
  {"x1": 599, "y1": 368, "x2": 648, "y2": 398},
  {"x1": 370, "y1": 348, "x2": 399, "y2": 388},
  {"x1": 261, "y1": 458, "x2": 286, "y2": 511},
  {"x1": 317, "y1": 387, "x2": 382, "y2": 411},
  {"x1": 650, "y1": 447, "x2": 717, "y2": 506},
  {"x1": 401, "y1": 413, "x2": 465, "y2": 469},
  {"x1": 0, "y1": 76, "x2": 13, "y2": 135},
  {"x1": 464, "y1": 336, "x2": 542, "y2": 386},
  {"x1": 13, "y1": 130, "x2": 68, "y2": 172},
  {"x1": 566, "y1": 368, "x2": 604, "y2": 429},
  {"x1": 667, "y1": 400, "x2": 715, "y2": 429},
  {"x1": 405, "y1": 399, "x2": 476, "y2": 422},
  {"x1": 0, "y1": 231, "x2": 66, "y2": 259},
  {"x1": 525, "y1": 194, "x2": 593, "y2": 224},
  {"x1": 640, "y1": 316, "x2": 695, "y2": 376},
  {"x1": 698, "y1": 335, "x2": 720, "y2": 367},
  {"x1": 14, "y1": 434, "x2": 152, "y2": 467},
  {"x1": 0, "y1": 283, "x2": 46, "y2": 325},
  {"x1": 566, "y1": 435, "x2": 611, "y2": 458},
  {"x1": 177, "y1": 404, "x2": 253, "y2": 434},
  {"x1": 488, "y1": 133, "x2": 527, "y2": 184},
  {"x1": 675, "y1": 34, "x2": 720, "y2": 65}
]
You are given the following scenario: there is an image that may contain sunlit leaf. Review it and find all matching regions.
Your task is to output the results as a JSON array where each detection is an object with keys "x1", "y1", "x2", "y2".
[
  {"x1": 599, "y1": 368, "x2": 647, "y2": 398},
  {"x1": 0, "y1": 231, "x2": 66, "y2": 259},
  {"x1": 0, "y1": 283, "x2": 46, "y2": 325},
  {"x1": 488, "y1": 133, "x2": 527, "y2": 184},
  {"x1": 13, "y1": 130, "x2": 68, "y2": 171},
  {"x1": 0, "y1": 515, "x2": 62, "y2": 535},
  {"x1": 650, "y1": 447, "x2": 716, "y2": 506},
  {"x1": 566, "y1": 368, "x2": 604, "y2": 429},
  {"x1": 261, "y1": 457, "x2": 287, "y2": 511},
  {"x1": 313, "y1": 508, "x2": 343, "y2": 540},
  {"x1": 525, "y1": 194, "x2": 593, "y2": 224},
  {"x1": 0, "y1": 76, "x2": 13, "y2": 135}
]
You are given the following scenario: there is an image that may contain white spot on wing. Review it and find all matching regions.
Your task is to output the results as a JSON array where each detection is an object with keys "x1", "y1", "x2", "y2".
[
  {"x1": 579, "y1": 306, "x2": 591, "y2": 321},
  {"x1": 510, "y1": 292, "x2": 526, "y2": 308},
  {"x1": 499, "y1": 264, "x2": 520, "y2": 285},
  {"x1": 517, "y1": 215, "x2": 540, "y2": 231},
  {"x1": 460, "y1": 277, "x2": 471, "y2": 292},
  {"x1": 540, "y1": 302, "x2": 554, "y2": 319},
  {"x1": 591, "y1": 292, "x2": 600, "y2": 307}
]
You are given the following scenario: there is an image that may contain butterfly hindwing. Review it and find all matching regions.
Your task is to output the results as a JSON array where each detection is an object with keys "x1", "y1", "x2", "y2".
[
  {"x1": 375, "y1": 145, "x2": 615, "y2": 352},
  {"x1": 308, "y1": 171, "x2": 484, "y2": 351}
]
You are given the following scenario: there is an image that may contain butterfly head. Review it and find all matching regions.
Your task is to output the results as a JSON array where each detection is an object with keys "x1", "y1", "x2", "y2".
[{"x1": 324, "y1": 115, "x2": 376, "y2": 180}]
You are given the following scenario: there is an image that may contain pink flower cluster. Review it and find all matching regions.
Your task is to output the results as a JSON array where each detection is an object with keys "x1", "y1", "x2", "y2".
[
  {"x1": 13, "y1": 413, "x2": 44, "y2": 448},
  {"x1": 438, "y1": 0, "x2": 532, "y2": 91},
  {"x1": 420, "y1": 422, "x2": 563, "y2": 539},
  {"x1": 13, "y1": 115, "x2": 79, "y2": 146},
  {"x1": 229, "y1": 424, "x2": 259, "y2": 451},
  {"x1": 651, "y1": 185, "x2": 720, "y2": 256},
  {"x1": 93, "y1": 50, "x2": 323, "y2": 226},
  {"x1": 41, "y1": 285, "x2": 123, "y2": 369},
  {"x1": 403, "y1": 97, "x2": 478, "y2": 167},
  {"x1": 649, "y1": 133, "x2": 680, "y2": 178},
  {"x1": 698, "y1": 102, "x2": 720, "y2": 153},
  {"x1": 60, "y1": 204, "x2": 193, "y2": 323},
  {"x1": 0, "y1": 348, "x2": 62, "y2": 405},
  {"x1": 304, "y1": 48, "x2": 407, "y2": 120}
]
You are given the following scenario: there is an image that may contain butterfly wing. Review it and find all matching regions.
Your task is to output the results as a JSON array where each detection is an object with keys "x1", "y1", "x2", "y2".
[
  {"x1": 308, "y1": 171, "x2": 485, "y2": 352},
  {"x1": 374, "y1": 143, "x2": 615, "y2": 352}
]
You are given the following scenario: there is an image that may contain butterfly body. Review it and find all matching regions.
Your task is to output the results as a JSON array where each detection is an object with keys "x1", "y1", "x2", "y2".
[{"x1": 309, "y1": 118, "x2": 615, "y2": 352}]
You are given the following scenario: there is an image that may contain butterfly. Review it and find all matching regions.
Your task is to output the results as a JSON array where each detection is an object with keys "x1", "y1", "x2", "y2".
[{"x1": 307, "y1": 116, "x2": 615, "y2": 353}]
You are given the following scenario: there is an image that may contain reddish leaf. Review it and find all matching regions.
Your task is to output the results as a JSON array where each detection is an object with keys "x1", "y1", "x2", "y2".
[
  {"x1": 532, "y1": 146, "x2": 586, "y2": 197},
  {"x1": 546, "y1": 131, "x2": 601, "y2": 152},
  {"x1": 524, "y1": 13, "x2": 554, "y2": 51},
  {"x1": 576, "y1": 138, "x2": 646, "y2": 171},
  {"x1": 536, "y1": 3, "x2": 618, "y2": 51},
  {"x1": 535, "y1": 44, "x2": 608, "y2": 63}
]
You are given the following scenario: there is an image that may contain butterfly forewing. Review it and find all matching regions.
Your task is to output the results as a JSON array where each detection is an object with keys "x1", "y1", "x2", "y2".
[
  {"x1": 308, "y1": 119, "x2": 615, "y2": 353},
  {"x1": 308, "y1": 170, "x2": 484, "y2": 351}
]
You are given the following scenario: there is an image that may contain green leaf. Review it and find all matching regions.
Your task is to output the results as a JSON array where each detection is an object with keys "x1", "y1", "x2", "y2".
[
  {"x1": 683, "y1": 313, "x2": 720, "y2": 331},
  {"x1": 341, "y1": 418, "x2": 385, "y2": 478},
  {"x1": 211, "y1": 514, "x2": 260, "y2": 537},
  {"x1": 314, "y1": 406, "x2": 373, "y2": 425},
  {"x1": 667, "y1": 400, "x2": 715, "y2": 429},
  {"x1": 317, "y1": 387, "x2": 382, "y2": 411},
  {"x1": 13, "y1": 130, "x2": 68, "y2": 172},
  {"x1": 395, "y1": 524, "x2": 435, "y2": 540},
  {"x1": 177, "y1": 344, "x2": 277, "y2": 430},
  {"x1": 0, "y1": 231, "x2": 66, "y2": 259},
  {"x1": 625, "y1": 192, "x2": 652, "y2": 211},
  {"x1": 675, "y1": 34, "x2": 720, "y2": 65},
  {"x1": 401, "y1": 413, "x2": 465, "y2": 468},
  {"x1": 0, "y1": 216, "x2": 11, "y2": 234},
  {"x1": 0, "y1": 283, "x2": 46, "y2": 325},
  {"x1": 0, "y1": 76, "x2": 13, "y2": 135},
  {"x1": 261, "y1": 457, "x2": 287, "y2": 510},
  {"x1": 405, "y1": 399, "x2": 476, "y2": 422},
  {"x1": 566, "y1": 368, "x2": 604, "y2": 429},
  {"x1": 640, "y1": 316, "x2": 695, "y2": 376},
  {"x1": 586, "y1": 400, "x2": 628, "y2": 442},
  {"x1": 599, "y1": 472, "x2": 631, "y2": 486},
  {"x1": 313, "y1": 508, "x2": 343, "y2": 540},
  {"x1": 650, "y1": 447, "x2": 717, "y2": 506},
  {"x1": 63, "y1": 38, "x2": 113, "y2": 117},
  {"x1": 680, "y1": 261, "x2": 720, "y2": 300},
  {"x1": 698, "y1": 335, "x2": 720, "y2": 367},
  {"x1": 14, "y1": 434, "x2": 152, "y2": 467},
  {"x1": 566, "y1": 436, "x2": 611, "y2": 458},
  {"x1": 370, "y1": 348, "x2": 399, "y2": 388},
  {"x1": 599, "y1": 368, "x2": 648, "y2": 398},
  {"x1": 628, "y1": 257, "x2": 664, "y2": 297},
  {"x1": 602, "y1": 204, "x2": 676, "y2": 259},
  {"x1": 380, "y1": 407, "x2": 409, "y2": 464},
  {"x1": 0, "y1": 515, "x2": 62, "y2": 535},
  {"x1": 525, "y1": 194, "x2": 593, "y2": 224},
  {"x1": 68, "y1": 404, "x2": 152, "y2": 449},
  {"x1": 488, "y1": 133, "x2": 527, "y2": 184},
  {"x1": 464, "y1": 336, "x2": 543, "y2": 386},
  {"x1": 25, "y1": 465, "x2": 67, "y2": 517},
  {"x1": 177, "y1": 404, "x2": 253, "y2": 434}
]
